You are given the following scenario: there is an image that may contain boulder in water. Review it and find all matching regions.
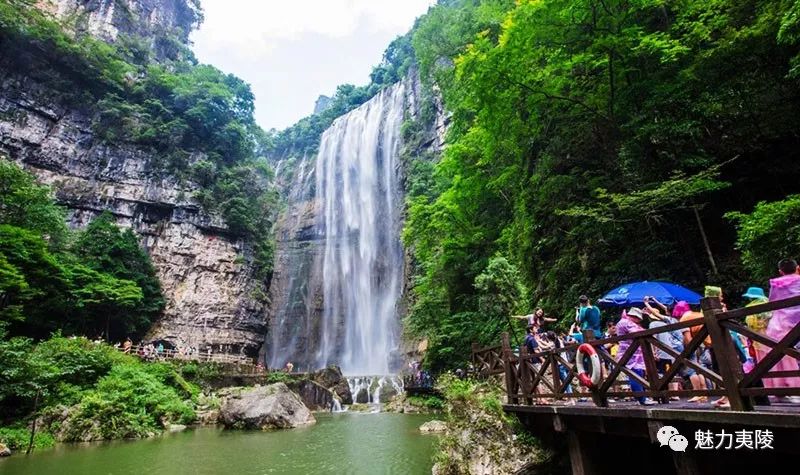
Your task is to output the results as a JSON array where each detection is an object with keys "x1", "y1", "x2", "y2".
[
  {"x1": 419, "y1": 420, "x2": 447, "y2": 433},
  {"x1": 0, "y1": 443, "x2": 10, "y2": 457},
  {"x1": 219, "y1": 383, "x2": 316, "y2": 430},
  {"x1": 378, "y1": 384, "x2": 399, "y2": 403}
]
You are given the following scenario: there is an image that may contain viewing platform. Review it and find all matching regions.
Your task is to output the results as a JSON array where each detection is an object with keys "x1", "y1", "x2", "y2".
[{"x1": 474, "y1": 296, "x2": 800, "y2": 474}]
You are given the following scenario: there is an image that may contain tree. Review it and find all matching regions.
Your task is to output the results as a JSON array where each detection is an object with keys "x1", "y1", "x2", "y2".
[
  {"x1": 0, "y1": 225, "x2": 68, "y2": 334},
  {"x1": 72, "y1": 212, "x2": 163, "y2": 336},
  {"x1": 0, "y1": 158, "x2": 67, "y2": 245},
  {"x1": 403, "y1": 0, "x2": 800, "y2": 366},
  {"x1": 727, "y1": 196, "x2": 800, "y2": 283}
]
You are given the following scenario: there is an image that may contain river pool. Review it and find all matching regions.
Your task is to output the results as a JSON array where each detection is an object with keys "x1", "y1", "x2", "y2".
[{"x1": 0, "y1": 413, "x2": 437, "y2": 475}]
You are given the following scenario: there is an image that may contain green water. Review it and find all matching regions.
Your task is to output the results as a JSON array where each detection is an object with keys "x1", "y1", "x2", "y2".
[{"x1": 0, "y1": 413, "x2": 437, "y2": 475}]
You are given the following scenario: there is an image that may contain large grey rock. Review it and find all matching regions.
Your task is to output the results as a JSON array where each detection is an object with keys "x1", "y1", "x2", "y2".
[
  {"x1": 419, "y1": 420, "x2": 447, "y2": 433},
  {"x1": 0, "y1": 443, "x2": 11, "y2": 457},
  {"x1": 219, "y1": 383, "x2": 316, "y2": 430}
]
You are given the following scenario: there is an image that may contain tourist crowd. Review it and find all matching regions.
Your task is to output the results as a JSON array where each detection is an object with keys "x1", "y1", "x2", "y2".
[{"x1": 514, "y1": 258, "x2": 800, "y2": 407}]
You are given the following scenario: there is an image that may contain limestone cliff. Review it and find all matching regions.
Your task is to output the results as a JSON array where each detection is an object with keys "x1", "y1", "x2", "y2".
[
  {"x1": 36, "y1": 0, "x2": 202, "y2": 60},
  {"x1": 0, "y1": 1, "x2": 268, "y2": 355}
]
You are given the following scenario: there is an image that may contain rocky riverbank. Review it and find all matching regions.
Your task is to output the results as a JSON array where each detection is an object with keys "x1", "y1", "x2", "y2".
[{"x1": 431, "y1": 375, "x2": 558, "y2": 475}]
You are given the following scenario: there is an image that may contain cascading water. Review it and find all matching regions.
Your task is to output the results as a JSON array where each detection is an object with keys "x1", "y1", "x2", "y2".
[
  {"x1": 265, "y1": 82, "x2": 407, "y2": 376},
  {"x1": 347, "y1": 375, "x2": 405, "y2": 405},
  {"x1": 315, "y1": 82, "x2": 406, "y2": 375}
]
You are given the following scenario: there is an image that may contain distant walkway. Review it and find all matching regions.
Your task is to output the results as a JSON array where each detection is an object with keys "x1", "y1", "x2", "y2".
[{"x1": 121, "y1": 345, "x2": 258, "y2": 367}]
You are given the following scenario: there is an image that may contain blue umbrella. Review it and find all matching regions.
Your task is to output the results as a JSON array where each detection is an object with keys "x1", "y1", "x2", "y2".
[{"x1": 598, "y1": 281, "x2": 702, "y2": 307}]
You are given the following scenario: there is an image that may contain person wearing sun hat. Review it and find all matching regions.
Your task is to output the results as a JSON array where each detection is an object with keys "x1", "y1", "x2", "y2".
[{"x1": 743, "y1": 286, "x2": 770, "y2": 340}]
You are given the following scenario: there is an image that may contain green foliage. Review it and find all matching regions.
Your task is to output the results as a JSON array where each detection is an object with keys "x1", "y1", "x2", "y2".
[
  {"x1": 438, "y1": 374, "x2": 478, "y2": 403},
  {"x1": 72, "y1": 212, "x2": 164, "y2": 335},
  {"x1": 474, "y1": 255, "x2": 527, "y2": 319},
  {"x1": 0, "y1": 424, "x2": 55, "y2": 450},
  {"x1": 264, "y1": 371, "x2": 299, "y2": 384},
  {"x1": 173, "y1": 360, "x2": 223, "y2": 383},
  {"x1": 436, "y1": 373, "x2": 509, "y2": 423},
  {"x1": 0, "y1": 159, "x2": 67, "y2": 245},
  {"x1": 407, "y1": 394, "x2": 445, "y2": 410},
  {"x1": 0, "y1": 336, "x2": 133, "y2": 418},
  {"x1": 61, "y1": 363, "x2": 195, "y2": 441},
  {"x1": 404, "y1": 0, "x2": 800, "y2": 369},
  {"x1": 0, "y1": 161, "x2": 166, "y2": 340},
  {"x1": 1, "y1": 336, "x2": 197, "y2": 443},
  {"x1": 727, "y1": 195, "x2": 800, "y2": 282},
  {"x1": 0, "y1": 225, "x2": 67, "y2": 327}
]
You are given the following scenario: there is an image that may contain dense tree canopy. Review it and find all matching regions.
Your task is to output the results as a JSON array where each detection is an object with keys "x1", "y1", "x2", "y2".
[
  {"x1": 0, "y1": 160, "x2": 161, "y2": 341},
  {"x1": 403, "y1": 0, "x2": 800, "y2": 370}
]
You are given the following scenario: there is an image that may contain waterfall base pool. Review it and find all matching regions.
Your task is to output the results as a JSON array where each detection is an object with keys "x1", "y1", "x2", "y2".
[{"x1": 0, "y1": 413, "x2": 437, "y2": 475}]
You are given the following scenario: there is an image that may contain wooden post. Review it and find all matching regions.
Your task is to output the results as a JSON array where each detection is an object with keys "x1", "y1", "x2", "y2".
[
  {"x1": 701, "y1": 297, "x2": 752, "y2": 411},
  {"x1": 519, "y1": 346, "x2": 533, "y2": 405},
  {"x1": 640, "y1": 337, "x2": 664, "y2": 403},
  {"x1": 568, "y1": 432, "x2": 596, "y2": 475},
  {"x1": 552, "y1": 353, "x2": 563, "y2": 401},
  {"x1": 502, "y1": 332, "x2": 519, "y2": 405}
]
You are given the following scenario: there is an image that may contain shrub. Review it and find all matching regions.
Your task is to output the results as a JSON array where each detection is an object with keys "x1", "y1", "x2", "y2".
[
  {"x1": 61, "y1": 363, "x2": 196, "y2": 441},
  {"x1": 0, "y1": 425, "x2": 55, "y2": 450}
]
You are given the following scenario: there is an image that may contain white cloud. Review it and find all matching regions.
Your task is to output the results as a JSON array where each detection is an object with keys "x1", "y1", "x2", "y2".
[{"x1": 191, "y1": 0, "x2": 433, "y2": 129}]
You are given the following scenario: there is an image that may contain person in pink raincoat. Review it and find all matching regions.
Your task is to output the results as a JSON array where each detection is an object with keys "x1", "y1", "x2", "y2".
[{"x1": 764, "y1": 259, "x2": 800, "y2": 395}]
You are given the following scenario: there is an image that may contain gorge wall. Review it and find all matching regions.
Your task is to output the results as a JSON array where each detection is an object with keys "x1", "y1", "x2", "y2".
[
  {"x1": 0, "y1": 0, "x2": 268, "y2": 355},
  {"x1": 35, "y1": 0, "x2": 201, "y2": 59}
]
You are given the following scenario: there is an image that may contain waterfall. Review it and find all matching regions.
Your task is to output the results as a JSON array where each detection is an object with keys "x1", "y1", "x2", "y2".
[
  {"x1": 347, "y1": 375, "x2": 404, "y2": 405},
  {"x1": 315, "y1": 82, "x2": 406, "y2": 374},
  {"x1": 265, "y1": 81, "x2": 406, "y2": 374}
]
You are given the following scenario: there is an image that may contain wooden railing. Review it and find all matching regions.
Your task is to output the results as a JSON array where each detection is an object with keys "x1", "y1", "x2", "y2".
[
  {"x1": 471, "y1": 342, "x2": 505, "y2": 377},
  {"x1": 476, "y1": 296, "x2": 800, "y2": 411}
]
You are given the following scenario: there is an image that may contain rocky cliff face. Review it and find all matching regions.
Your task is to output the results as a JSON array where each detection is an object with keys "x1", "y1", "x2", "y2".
[
  {"x1": 0, "y1": 1, "x2": 268, "y2": 356},
  {"x1": 36, "y1": 0, "x2": 201, "y2": 60}
]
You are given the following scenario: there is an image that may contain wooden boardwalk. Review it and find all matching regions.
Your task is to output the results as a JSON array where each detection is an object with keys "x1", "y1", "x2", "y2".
[{"x1": 474, "y1": 296, "x2": 800, "y2": 474}]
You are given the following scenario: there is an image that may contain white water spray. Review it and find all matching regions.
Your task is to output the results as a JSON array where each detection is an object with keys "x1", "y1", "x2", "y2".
[{"x1": 315, "y1": 83, "x2": 406, "y2": 375}]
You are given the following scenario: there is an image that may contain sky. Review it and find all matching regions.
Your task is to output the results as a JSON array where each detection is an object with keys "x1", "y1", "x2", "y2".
[{"x1": 190, "y1": 0, "x2": 434, "y2": 131}]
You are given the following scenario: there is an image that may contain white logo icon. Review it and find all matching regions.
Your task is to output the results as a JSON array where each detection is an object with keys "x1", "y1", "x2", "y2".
[
  {"x1": 656, "y1": 425, "x2": 680, "y2": 447},
  {"x1": 657, "y1": 425, "x2": 688, "y2": 452},
  {"x1": 669, "y1": 434, "x2": 689, "y2": 452}
]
